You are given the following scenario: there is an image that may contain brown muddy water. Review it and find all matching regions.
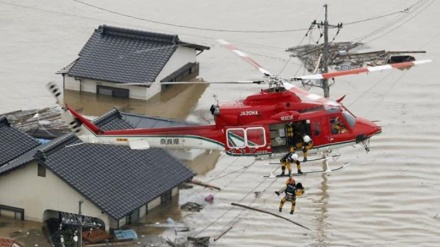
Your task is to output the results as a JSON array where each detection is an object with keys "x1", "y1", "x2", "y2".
[{"x1": 2, "y1": 0, "x2": 440, "y2": 246}]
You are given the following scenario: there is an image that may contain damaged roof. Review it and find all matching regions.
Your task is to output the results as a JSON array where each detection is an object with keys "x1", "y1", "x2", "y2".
[
  {"x1": 66, "y1": 25, "x2": 209, "y2": 84},
  {"x1": 0, "y1": 110, "x2": 196, "y2": 220}
]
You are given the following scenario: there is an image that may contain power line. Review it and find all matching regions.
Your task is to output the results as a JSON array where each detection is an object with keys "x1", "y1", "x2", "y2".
[
  {"x1": 361, "y1": 0, "x2": 435, "y2": 44},
  {"x1": 72, "y1": 0, "x2": 309, "y2": 33},
  {"x1": 352, "y1": 0, "x2": 431, "y2": 43},
  {"x1": 71, "y1": 0, "x2": 425, "y2": 34},
  {"x1": 343, "y1": 0, "x2": 425, "y2": 26}
]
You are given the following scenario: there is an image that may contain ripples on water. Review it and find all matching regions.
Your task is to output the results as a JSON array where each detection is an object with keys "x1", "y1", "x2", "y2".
[{"x1": 2, "y1": 0, "x2": 440, "y2": 246}]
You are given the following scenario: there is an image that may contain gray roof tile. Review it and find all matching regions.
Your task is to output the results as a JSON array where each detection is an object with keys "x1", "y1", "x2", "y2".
[
  {"x1": 34, "y1": 110, "x2": 196, "y2": 219},
  {"x1": 67, "y1": 25, "x2": 208, "y2": 84},
  {"x1": 93, "y1": 108, "x2": 135, "y2": 130},
  {"x1": 1, "y1": 109, "x2": 197, "y2": 219},
  {"x1": 0, "y1": 116, "x2": 40, "y2": 166},
  {"x1": 39, "y1": 142, "x2": 195, "y2": 220},
  {"x1": 121, "y1": 112, "x2": 199, "y2": 129}
]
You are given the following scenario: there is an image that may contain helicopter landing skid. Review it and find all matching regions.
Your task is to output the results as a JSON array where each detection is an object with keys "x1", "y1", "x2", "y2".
[{"x1": 263, "y1": 162, "x2": 350, "y2": 178}]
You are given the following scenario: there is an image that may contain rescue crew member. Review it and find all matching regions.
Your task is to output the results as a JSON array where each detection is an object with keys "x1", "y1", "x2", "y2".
[
  {"x1": 275, "y1": 177, "x2": 305, "y2": 214},
  {"x1": 280, "y1": 153, "x2": 303, "y2": 176},
  {"x1": 301, "y1": 133, "x2": 313, "y2": 162},
  {"x1": 286, "y1": 123, "x2": 298, "y2": 153},
  {"x1": 331, "y1": 117, "x2": 341, "y2": 134}
]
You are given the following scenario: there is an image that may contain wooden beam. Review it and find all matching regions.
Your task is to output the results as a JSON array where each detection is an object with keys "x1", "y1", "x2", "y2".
[
  {"x1": 189, "y1": 179, "x2": 221, "y2": 191},
  {"x1": 231, "y1": 203, "x2": 311, "y2": 231}
]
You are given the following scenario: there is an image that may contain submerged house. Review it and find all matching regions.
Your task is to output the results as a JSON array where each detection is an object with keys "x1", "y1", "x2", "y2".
[
  {"x1": 0, "y1": 112, "x2": 196, "y2": 231},
  {"x1": 58, "y1": 25, "x2": 210, "y2": 100}
]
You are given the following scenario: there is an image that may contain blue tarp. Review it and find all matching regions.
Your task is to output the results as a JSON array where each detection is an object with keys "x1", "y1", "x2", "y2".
[
  {"x1": 113, "y1": 229, "x2": 138, "y2": 240},
  {"x1": 37, "y1": 138, "x2": 51, "y2": 144}
]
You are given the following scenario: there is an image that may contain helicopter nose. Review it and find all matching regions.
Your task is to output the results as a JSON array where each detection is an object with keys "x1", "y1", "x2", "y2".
[
  {"x1": 356, "y1": 118, "x2": 382, "y2": 137},
  {"x1": 373, "y1": 125, "x2": 382, "y2": 135}
]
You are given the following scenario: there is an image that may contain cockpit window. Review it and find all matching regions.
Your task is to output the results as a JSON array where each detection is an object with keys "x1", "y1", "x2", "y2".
[
  {"x1": 330, "y1": 117, "x2": 347, "y2": 134},
  {"x1": 342, "y1": 110, "x2": 356, "y2": 128}
]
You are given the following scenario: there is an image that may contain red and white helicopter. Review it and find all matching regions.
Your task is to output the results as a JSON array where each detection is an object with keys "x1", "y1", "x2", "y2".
[{"x1": 46, "y1": 40, "x2": 431, "y2": 160}]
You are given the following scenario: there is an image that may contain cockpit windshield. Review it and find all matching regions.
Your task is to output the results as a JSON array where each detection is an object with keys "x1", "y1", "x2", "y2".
[{"x1": 342, "y1": 110, "x2": 356, "y2": 128}]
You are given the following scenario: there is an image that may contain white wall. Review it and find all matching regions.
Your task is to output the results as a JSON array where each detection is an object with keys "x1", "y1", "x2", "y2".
[
  {"x1": 147, "y1": 197, "x2": 161, "y2": 210},
  {"x1": 139, "y1": 205, "x2": 146, "y2": 217},
  {"x1": 64, "y1": 75, "x2": 80, "y2": 91},
  {"x1": 63, "y1": 75, "x2": 155, "y2": 100},
  {"x1": 0, "y1": 162, "x2": 110, "y2": 230},
  {"x1": 0, "y1": 162, "x2": 183, "y2": 230},
  {"x1": 157, "y1": 46, "x2": 197, "y2": 81},
  {"x1": 62, "y1": 46, "x2": 197, "y2": 100},
  {"x1": 172, "y1": 187, "x2": 178, "y2": 197}
]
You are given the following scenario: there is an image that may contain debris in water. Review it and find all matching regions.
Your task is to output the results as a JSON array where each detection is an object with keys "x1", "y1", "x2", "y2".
[
  {"x1": 180, "y1": 202, "x2": 203, "y2": 212},
  {"x1": 204, "y1": 194, "x2": 214, "y2": 203}
]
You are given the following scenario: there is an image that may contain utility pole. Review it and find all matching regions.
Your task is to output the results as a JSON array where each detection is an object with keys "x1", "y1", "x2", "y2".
[
  {"x1": 288, "y1": 4, "x2": 343, "y2": 97},
  {"x1": 322, "y1": 4, "x2": 330, "y2": 98}
]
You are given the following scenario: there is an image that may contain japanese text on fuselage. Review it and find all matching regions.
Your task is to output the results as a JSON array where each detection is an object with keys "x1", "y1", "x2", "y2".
[{"x1": 160, "y1": 138, "x2": 180, "y2": 145}]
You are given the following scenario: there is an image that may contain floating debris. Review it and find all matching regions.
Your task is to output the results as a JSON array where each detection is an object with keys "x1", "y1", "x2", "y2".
[
  {"x1": 3, "y1": 106, "x2": 69, "y2": 139},
  {"x1": 180, "y1": 202, "x2": 203, "y2": 212},
  {"x1": 204, "y1": 194, "x2": 214, "y2": 203},
  {"x1": 189, "y1": 180, "x2": 221, "y2": 191},
  {"x1": 188, "y1": 236, "x2": 210, "y2": 247}
]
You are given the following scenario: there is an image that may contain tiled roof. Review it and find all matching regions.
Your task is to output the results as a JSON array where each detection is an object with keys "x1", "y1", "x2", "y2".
[
  {"x1": 121, "y1": 112, "x2": 199, "y2": 128},
  {"x1": 37, "y1": 136, "x2": 195, "y2": 220},
  {"x1": 0, "y1": 142, "x2": 47, "y2": 175},
  {"x1": 0, "y1": 116, "x2": 40, "y2": 166},
  {"x1": 34, "y1": 110, "x2": 196, "y2": 219},
  {"x1": 1, "y1": 109, "x2": 197, "y2": 219},
  {"x1": 91, "y1": 107, "x2": 199, "y2": 129},
  {"x1": 93, "y1": 108, "x2": 135, "y2": 130},
  {"x1": 67, "y1": 25, "x2": 208, "y2": 85}
]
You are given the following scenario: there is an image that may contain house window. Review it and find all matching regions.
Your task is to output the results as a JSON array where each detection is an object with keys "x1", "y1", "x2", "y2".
[
  {"x1": 38, "y1": 163, "x2": 46, "y2": 177},
  {"x1": 97, "y1": 85, "x2": 129, "y2": 98}
]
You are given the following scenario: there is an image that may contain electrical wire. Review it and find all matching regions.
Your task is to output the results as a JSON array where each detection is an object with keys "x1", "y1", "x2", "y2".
[
  {"x1": 194, "y1": 159, "x2": 282, "y2": 237},
  {"x1": 72, "y1": 0, "x2": 309, "y2": 34},
  {"x1": 352, "y1": 0, "x2": 432, "y2": 43},
  {"x1": 71, "y1": 0, "x2": 426, "y2": 35},
  {"x1": 361, "y1": 0, "x2": 435, "y2": 44}
]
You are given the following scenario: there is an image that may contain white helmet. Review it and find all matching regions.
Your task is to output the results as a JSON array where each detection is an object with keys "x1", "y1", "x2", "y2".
[
  {"x1": 303, "y1": 135, "x2": 312, "y2": 143},
  {"x1": 290, "y1": 153, "x2": 299, "y2": 161}
]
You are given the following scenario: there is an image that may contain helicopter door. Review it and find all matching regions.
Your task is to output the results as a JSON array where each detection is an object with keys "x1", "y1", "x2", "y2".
[{"x1": 225, "y1": 127, "x2": 268, "y2": 155}]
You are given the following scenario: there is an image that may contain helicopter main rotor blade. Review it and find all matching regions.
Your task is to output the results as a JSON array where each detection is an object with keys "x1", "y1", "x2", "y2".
[
  {"x1": 217, "y1": 39, "x2": 272, "y2": 77},
  {"x1": 121, "y1": 80, "x2": 264, "y2": 86},
  {"x1": 293, "y1": 59, "x2": 432, "y2": 80}
]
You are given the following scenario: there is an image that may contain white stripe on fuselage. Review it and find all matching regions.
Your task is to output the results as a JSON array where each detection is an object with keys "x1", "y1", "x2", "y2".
[{"x1": 77, "y1": 131, "x2": 224, "y2": 151}]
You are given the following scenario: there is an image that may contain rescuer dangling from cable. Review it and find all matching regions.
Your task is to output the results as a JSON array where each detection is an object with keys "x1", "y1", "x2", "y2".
[{"x1": 275, "y1": 176, "x2": 305, "y2": 214}]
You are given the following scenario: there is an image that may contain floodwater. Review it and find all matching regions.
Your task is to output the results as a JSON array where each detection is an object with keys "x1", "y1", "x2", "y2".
[{"x1": 1, "y1": 0, "x2": 440, "y2": 246}]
